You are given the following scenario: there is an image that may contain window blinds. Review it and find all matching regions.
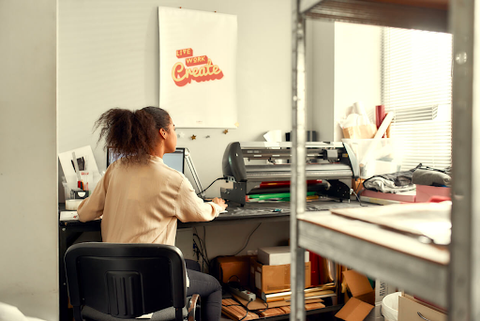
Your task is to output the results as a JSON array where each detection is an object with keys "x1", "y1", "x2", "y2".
[{"x1": 382, "y1": 27, "x2": 452, "y2": 171}]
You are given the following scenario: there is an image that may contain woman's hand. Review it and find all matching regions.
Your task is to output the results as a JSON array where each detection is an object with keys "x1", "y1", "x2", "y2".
[{"x1": 212, "y1": 197, "x2": 228, "y2": 211}]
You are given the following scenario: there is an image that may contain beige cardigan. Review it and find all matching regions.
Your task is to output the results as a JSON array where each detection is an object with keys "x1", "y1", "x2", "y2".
[{"x1": 78, "y1": 156, "x2": 221, "y2": 245}]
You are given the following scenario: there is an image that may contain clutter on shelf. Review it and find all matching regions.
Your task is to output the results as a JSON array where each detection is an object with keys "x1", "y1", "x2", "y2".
[{"x1": 339, "y1": 102, "x2": 397, "y2": 179}]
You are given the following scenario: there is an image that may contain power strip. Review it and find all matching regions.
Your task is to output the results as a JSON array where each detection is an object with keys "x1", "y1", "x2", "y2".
[{"x1": 229, "y1": 286, "x2": 256, "y2": 302}]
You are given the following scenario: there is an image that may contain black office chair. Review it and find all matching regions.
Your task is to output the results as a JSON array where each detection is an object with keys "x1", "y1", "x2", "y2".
[{"x1": 64, "y1": 242, "x2": 201, "y2": 321}]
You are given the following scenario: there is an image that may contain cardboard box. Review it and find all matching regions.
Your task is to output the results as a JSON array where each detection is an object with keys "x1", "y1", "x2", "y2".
[
  {"x1": 364, "y1": 302, "x2": 382, "y2": 321},
  {"x1": 250, "y1": 258, "x2": 311, "y2": 294},
  {"x1": 215, "y1": 255, "x2": 251, "y2": 288},
  {"x1": 398, "y1": 294, "x2": 447, "y2": 321},
  {"x1": 336, "y1": 298, "x2": 374, "y2": 321},
  {"x1": 343, "y1": 270, "x2": 375, "y2": 305},
  {"x1": 342, "y1": 124, "x2": 377, "y2": 139},
  {"x1": 258, "y1": 246, "x2": 309, "y2": 266},
  {"x1": 335, "y1": 270, "x2": 375, "y2": 321}
]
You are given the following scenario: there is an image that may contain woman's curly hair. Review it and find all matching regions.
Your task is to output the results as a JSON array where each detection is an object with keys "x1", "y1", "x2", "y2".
[{"x1": 94, "y1": 106, "x2": 171, "y2": 165}]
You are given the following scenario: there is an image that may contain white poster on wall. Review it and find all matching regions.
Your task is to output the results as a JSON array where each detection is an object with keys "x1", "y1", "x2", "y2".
[{"x1": 158, "y1": 7, "x2": 238, "y2": 128}]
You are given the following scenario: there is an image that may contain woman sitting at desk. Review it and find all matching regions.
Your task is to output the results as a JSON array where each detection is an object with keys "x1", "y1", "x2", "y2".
[{"x1": 77, "y1": 106, "x2": 227, "y2": 321}]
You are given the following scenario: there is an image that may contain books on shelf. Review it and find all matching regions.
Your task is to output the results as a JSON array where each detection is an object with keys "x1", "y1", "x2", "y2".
[{"x1": 260, "y1": 286, "x2": 336, "y2": 303}]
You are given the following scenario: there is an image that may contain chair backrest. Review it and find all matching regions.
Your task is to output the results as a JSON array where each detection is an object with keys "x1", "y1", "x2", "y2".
[{"x1": 64, "y1": 242, "x2": 187, "y2": 320}]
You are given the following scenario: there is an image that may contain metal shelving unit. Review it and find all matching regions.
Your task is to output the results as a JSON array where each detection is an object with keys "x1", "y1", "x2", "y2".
[{"x1": 290, "y1": 0, "x2": 478, "y2": 320}]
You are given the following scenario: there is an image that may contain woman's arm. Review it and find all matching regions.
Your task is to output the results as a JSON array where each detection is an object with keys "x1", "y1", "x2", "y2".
[
  {"x1": 175, "y1": 178, "x2": 227, "y2": 222},
  {"x1": 77, "y1": 174, "x2": 107, "y2": 222}
]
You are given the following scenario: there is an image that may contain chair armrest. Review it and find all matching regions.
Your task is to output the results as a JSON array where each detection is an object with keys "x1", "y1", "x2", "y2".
[{"x1": 187, "y1": 294, "x2": 201, "y2": 321}]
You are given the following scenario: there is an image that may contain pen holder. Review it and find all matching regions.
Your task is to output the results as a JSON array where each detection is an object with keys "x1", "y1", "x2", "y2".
[
  {"x1": 63, "y1": 176, "x2": 79, "y2": 200},
  {"x1": 79, "y1": 171, "x2": 93, "y2": 192},
  {"x1": 70, "y1": 188, "x2": 88, "y2": 199}
]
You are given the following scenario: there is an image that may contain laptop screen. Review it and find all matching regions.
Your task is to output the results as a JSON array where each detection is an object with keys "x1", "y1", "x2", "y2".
[
  {"x1": 162, "y1": 148, "x2": 185, "y2": 173},
  {"x1": 107, "y1": 147, "x2": 185, "y2": 174}
]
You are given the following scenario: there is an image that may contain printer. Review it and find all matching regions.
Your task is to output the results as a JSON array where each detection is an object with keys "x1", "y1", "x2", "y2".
[{"x1": 220, "y1": 141, "x2": 359, "y2": 206}]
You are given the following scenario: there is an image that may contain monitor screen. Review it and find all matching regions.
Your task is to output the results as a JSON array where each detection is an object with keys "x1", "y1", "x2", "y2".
[
  {"x1": 107, "y1": 148, "x2": 185, "y2": 174},
  {"x1": 163, "y1": 148, "x2": 185, "y2": 173}
]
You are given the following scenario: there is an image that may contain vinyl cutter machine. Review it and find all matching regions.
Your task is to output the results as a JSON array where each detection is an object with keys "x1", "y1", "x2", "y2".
[{"x1": 220, "y1": 141, "x2": 359, "y2": 206}]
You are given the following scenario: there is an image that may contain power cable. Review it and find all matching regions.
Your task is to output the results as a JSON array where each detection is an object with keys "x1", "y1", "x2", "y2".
[
  {"x1": 197, "y1": 177, "x2": 226, "y2": 197},
  {"x1": 232, "y1": 223, "x2": 262, "y2": 256}
]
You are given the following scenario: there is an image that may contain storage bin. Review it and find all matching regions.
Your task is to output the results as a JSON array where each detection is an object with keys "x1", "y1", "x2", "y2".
[
  {"x1": 342, "y1": 138, "x2": 402, "y2": 179},
  {"x1": 382, "y1": 292, "x2": 401, "y2": 321}
]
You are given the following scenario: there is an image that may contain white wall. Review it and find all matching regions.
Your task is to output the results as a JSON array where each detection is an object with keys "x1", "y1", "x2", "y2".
[
  {"x1": 58, "y1": 0, "x2": 292, "y2": 198},
  {"x1": 307, "y1": 21, "x2": 382, "y2": 141},
  {"x1": 308, "y1": 20, "x2": 336, "y2": 141},
  {"x1": 333, "y1": 22, "x2": 382, "y2": 141},
  {"x1": 0, "y1": 1, "x2": 58, "y2": 320}
]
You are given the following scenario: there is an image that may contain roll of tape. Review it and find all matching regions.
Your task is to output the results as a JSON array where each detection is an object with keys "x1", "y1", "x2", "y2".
[{"x1": 66, "y1": 199, "x2": 83, "y2": 211}]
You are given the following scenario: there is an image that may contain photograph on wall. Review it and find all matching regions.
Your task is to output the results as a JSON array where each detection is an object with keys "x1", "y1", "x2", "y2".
[{"x1": 158, "y1": 7, "x2": 238, "y2": 128}]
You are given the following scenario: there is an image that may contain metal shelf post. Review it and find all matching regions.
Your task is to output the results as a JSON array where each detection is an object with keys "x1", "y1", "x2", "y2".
[{"x1": 290, "y1": 0, "x2": 307, "y2": 319}]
